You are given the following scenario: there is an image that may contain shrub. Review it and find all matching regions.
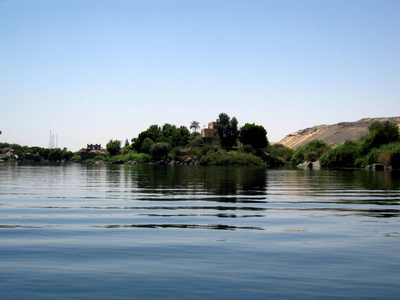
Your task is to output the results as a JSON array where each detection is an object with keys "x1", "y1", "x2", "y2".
[
  {"x1": 141, "y1": 138, "x2": 154, "y2": 154},
  {"x1": 239, "y1": 144, "x2": 255, "y2": 154},
  {"x1": 171, "y1": 147, "x2": 183, "y2": 160},
  {"x1": 189, "y1": 136, "x2": 203, "y2": 147},
  {"x1": 199, "y1": 148, "x2": 262, "y2": 165},
  {"x1": 268, "y1": 144, "x2": 294, "y2": 163},
  {"x1": 291, "y1": 146, "x2": 306, "y2": 165},
  {"x1": 320, "y1": 140, "x2": 362, "y2": 168},
  {"x1": 360, "y1": 121, "x2": 400, "y2": 153},
  {"x1": 375, "y1": 143, "x2": 400, "y2": 168},
  {"x1": 291, "y1": 140, "x2": 331, "y2": 165},
  {"x1": 62, "y1": 149, "x2": 74, "y2": 161},
  {"x1": 106, "y1": 140, "x2": 121, "y2": 156},
  {"x1": 48, "y1": 148, "x2": 63, "y2": 161},
  {"x1": 150, "y1": 142, "x2": 171, "y2": 161}
]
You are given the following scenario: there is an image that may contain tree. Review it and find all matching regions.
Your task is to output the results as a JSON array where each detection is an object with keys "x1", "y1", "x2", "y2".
[
  {"x1": 106, "y1": 140, "x2": 121, "y2": 156},
  {"x1": 133, "y1": 125, "x2": 161, "y2": 151},
  {"x1": 291, "y1": 140, "x2": 331, "y2": 165},
  {"x1": 48, "y1": 148, "x2": 63, "y2": 161},
  {"x1": 361, "y1": 121, "x2": 400, "y2": 153},
  {"x1": 215, "y1": 113, "x2": 239, "y2": 149},
  {"x1": 173, "y1": 126, "x2": 190, "y2": 147},
  {"x1": 141, "y1": 138, "x2": 154, "y2": 154},
  {"x1": 151, "y1": 142, "x2": 171, "y2": 160},
  {"x1": 190, "y1": 121, "x2": 200, "y2": 133},
  {"x1": 239, "y1": 123, "x2": 269, "y2": 150}
]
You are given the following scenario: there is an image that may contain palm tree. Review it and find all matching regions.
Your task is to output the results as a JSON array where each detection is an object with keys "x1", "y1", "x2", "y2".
[{"x1": 190, "y1": 121, "x2": 200, "y2": 133}]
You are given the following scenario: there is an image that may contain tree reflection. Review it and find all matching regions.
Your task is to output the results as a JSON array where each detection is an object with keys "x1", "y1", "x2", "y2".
[{"x1": 123, "y1": 165, "x2": 268, "y2": 199}]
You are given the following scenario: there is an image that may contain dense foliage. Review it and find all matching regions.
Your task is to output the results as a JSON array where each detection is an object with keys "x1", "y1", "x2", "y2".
[
  {"x1": 291, "y1": 140, "x2": 331, "y2": 165},
  {"x1": 106, "y1": 139, "x2": 121, "y2": 156},
  {"x1": 0, "y1": 143, "x2": 73, "y2": 162},
  {"x1": 360, "y1": 121, "x2": 400, "y2": 154},
  {"x1": 198, "y1": 147, "x2": 263, "y2": 166},
  {"x1": 267, "y1": 144, "x2": 294, "y2": 163},
  {"x1": 239, "y1": 123, "x2": 269, "y2": 150},
  {"x1": 150, "y1": 142, "x2": 171, "y2": 161},
  {"x1": 320, "y1": 122, "x2": 400, "y2": 168},
  {"x1": 320, "y1": 140, "x2": 362, "y2": 168},
  {"x1": 215, "y1": 113, "x2": 239, "y2": 149},
  {"x1": 141, "y1": 138, "x2": 154, "y2": 154},
  {"x1": 132, "y1": 124, "x2": 191, "y2": 152}
]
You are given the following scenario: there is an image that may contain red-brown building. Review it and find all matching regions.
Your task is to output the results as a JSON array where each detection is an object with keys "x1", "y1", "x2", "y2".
[{"x1": 201, "y1": 122, "x2": 219, "y2": 144}]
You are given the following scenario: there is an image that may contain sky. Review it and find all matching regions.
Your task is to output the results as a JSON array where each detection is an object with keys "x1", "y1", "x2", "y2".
[{"x1": 1, "y1": 0, "x2": 399, "y2": 151}]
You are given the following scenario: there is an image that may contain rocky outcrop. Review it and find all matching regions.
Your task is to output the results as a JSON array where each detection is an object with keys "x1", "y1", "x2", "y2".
[
  {"x1": 297, "y1": 160, "x2": 321, "y2": 169},
  {"x1": 1, "y1": 149, "x2": 20, "y2": 161},
  {"x1": 365, "y1": 163, "x2": 393, "y2": 171},
  {"x1": 79, "y1": 149, "x2": 108, "y2": 160},
  {"x1": 278, "y1": 117, "x2": 400, "y2": 149}
]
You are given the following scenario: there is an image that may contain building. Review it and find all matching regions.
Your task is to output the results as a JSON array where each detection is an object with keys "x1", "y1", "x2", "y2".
[{"x1": 201, "y1": 122, "x2": 219, "y2": 144}]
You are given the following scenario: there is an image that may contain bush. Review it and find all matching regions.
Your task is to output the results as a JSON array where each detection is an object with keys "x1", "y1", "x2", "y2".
[
  {"x1": 150, "y1": 142, "x2": 171, "y2": 161},
  {"x1": 199, "y1": 148, "x2": 262, "y2": 165},
  {"x1": 48, "y1": 148, "x2": 63, "y2": 161},
  {"x1": 291, "y1": 140, "x2": 331, "y2": 165},
  {"x1": 374, "y1": 143, "x2": 400, "y2": 168},
  {"x1": 106, "y1": 140, "x2": 121, "y2": 156},
  {"x1": 268, "y1": 144, "x2": 294, "y2": 163},
  {"x1": 320, "y1": 140, "x2": 362, "y2": 168},
  {"x1": 239, "y1": 144, "x2": 255, "y2": 154},
  {"x1": 189, "y1": 136, "x2": 203, "y2": 147},
  {"x1": 171, "y1": 147, "x2": 183, "y2": 160},
  {"x1": 360, "y1": 121, "x2": 400, "y2": 153},
  {"x1": 141, "y1": 138, "x2": 154, "y2": 154}
]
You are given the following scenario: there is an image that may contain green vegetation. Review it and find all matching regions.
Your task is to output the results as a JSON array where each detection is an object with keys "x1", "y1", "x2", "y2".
[
  {"x1": 5, "y1": 117, "x2": 397, "y2": 169},
  {"x1": 132, "y1": 124, "x2": 190, "y2": 152},
  {"x1": 106, "y1": 139, "x2": 121, "y2": 156},
  {"x1": 141, "y1": 138, "x2": 154, "y2": 154},
  {"x1": 319, "y1": 122, "x2": 400, "y2": 168},
  {"x1": 267, "y1": 144, "x2": 294, "y2": 163},
  {"x1": 360, "y1": 121, "x2": 400, "y2": 154},
  {"x1": 291, "y1": 140, "x2": 331, "y2": 165},
  {"x1": 198, "y1": 147, "x2": 263, "y2": 166},
  {"x1": 150, "y1": 142, "x2": 171, "y2": 161},
  {"x1": 215, "y1": 113, "x2": 239, "y2": 149},
  {"x1": 320, "y1": 140, "x2": 362, "y2": 168},
  {"x1": 0, "y1": 143, "x2": 73, "y2": 162},
  {"x1": 190, "y1": 121, "x2": 200, "y2": 133},
  {"x1": 239, "y1": 123, "x2": 269, "y2": 150},
  {"x1": 87, "y1": 152, "x2": 151, "y2": 163}
]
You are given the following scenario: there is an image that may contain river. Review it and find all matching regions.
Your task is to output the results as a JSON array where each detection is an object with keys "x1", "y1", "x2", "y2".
[{"x1": 1, "y1": 163, "x2": 399, "y2": 299}]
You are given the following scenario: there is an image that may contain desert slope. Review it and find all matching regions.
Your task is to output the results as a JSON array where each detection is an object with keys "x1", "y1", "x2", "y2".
[{"x1": 278, "y1": 117, "x2": 400, "y2": 149}]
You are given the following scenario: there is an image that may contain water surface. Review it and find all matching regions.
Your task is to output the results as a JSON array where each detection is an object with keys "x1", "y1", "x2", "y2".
[{"x1": 1, "y1": 163, "x2": 400, "y2": 299}]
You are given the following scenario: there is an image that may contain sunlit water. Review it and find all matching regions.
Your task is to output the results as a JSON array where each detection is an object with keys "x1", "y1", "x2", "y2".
[{"x1": 1, "y1": 163, "x2": 400, "y2": 299}]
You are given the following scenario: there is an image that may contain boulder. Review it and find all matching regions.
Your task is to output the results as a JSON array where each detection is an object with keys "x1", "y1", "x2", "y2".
[
  {"x1": 80, "y1": 149, "x2": 108, "y2": 160},
  {"x1": 312, "y1": 160, "x2": 321, "y2": 169},
  {"x1": 366, "y1": 163, "x2": 393, "y2": 171},
  {"x1": 385, "y1": 164, "x2": 393, "y2": 171},
  {"x1": 297, "y1": 161, "x2": 313, "y2": 169},
  {"x1": 297, "y1": 160, "x2": 322, "y2": 169}
]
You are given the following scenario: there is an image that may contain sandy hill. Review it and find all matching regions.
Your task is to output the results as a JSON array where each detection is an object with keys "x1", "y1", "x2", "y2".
[{"x1": 278, "y1": 117, "x2": 400, "y2": 149}]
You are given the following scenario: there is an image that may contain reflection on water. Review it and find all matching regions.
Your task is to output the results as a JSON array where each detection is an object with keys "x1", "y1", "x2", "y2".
[{"x1": 1, "y1": 163, "x2": 400, "y2": 299}]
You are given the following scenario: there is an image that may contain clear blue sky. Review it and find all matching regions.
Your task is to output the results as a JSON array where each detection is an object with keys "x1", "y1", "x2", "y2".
[{"x1": 1, "y1": 0, "x2": 399, "y2": 151}]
